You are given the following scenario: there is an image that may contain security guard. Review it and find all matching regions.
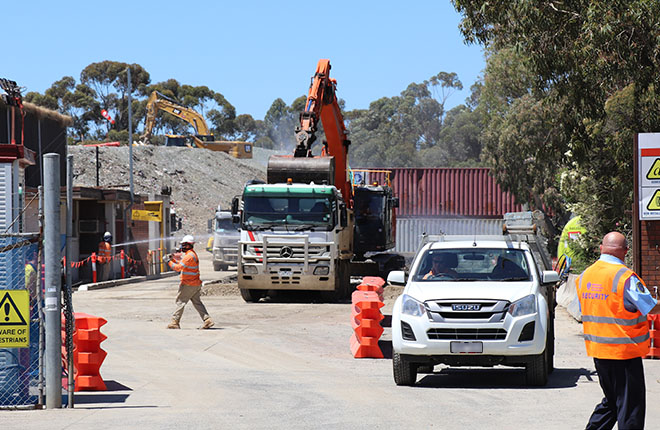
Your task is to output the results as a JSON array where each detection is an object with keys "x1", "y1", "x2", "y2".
[{"x1": 577, "y1": 231, "x2": 660, "y2": 429}]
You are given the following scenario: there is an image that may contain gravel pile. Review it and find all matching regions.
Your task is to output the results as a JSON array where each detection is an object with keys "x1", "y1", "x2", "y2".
[{"x1": 68, "y1": 145, "x2": 285, "y2": 235}]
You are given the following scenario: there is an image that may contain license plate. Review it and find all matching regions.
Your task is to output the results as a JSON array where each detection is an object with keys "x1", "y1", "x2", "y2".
[
  {"x1": 450, "y1": 341, "x2": 483, "y2": 354},
  {"x1": 279, "y1": 270, "x2": 293, "y2": 277}
]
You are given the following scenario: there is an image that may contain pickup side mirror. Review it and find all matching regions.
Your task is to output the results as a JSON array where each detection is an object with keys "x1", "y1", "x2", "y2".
[
  {"x1": 542, "y1": 270, "x2": 560, "y2": 284},
  {"x1": 391, "y1": 197, "x2": 400, "y2": 209},
  {"x1": 387, "y1": 270, "x2": 406, "y2": 286}
]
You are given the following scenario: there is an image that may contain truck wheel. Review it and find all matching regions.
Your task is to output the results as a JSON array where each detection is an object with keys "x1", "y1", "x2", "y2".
[
  {"x1": 339, "y1": 259, "x2": 351, "y2": 299},
  {"x1": 240, "y1": 288, "x2": 263, "y2": 303},
  {"x1": 393, "y1": 352, "x2": 417, "y2": 386},
  {"x1": 213, "y1": 262, "x2": 222, "y2": 271},
  {"x1": 525, "y1": 352, "x2": 548, "y2": 386}
]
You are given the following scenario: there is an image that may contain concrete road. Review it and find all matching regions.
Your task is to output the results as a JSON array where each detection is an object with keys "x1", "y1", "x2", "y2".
[{"x1": 7, "y1": 252, "x2": 660, "y2": 429}]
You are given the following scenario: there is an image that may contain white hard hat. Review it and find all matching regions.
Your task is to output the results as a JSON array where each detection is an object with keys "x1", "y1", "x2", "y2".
[
  {"x1": 181, "y1": 235, "x2": 195, "y2": 244},
  {"x1": 103, "y1": 232, "x2": 112, "y2": 241}
]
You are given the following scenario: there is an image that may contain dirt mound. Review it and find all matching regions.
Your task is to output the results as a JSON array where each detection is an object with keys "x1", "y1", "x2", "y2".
[{"x1": 69, "y1": 145, "x2": 280, "y2": 235}]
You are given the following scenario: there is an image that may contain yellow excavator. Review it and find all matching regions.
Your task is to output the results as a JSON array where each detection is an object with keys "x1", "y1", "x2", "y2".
[{"x1": 141, "y1": 91, "x2": 252, "y2": 158}]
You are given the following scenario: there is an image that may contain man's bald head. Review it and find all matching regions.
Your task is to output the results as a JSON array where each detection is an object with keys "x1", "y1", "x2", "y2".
[{"x1": 600, "y1": 232, "x2": 628, "y2": 261}]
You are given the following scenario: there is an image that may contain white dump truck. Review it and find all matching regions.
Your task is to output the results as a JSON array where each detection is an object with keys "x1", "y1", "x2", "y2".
[{"x1": 210, "y1": 208, "x2": 240, "y2": 271}]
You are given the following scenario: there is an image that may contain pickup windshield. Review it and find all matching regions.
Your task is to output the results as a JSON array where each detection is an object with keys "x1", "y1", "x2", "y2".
[
  {"x1": 413, "y1": 248, "x2": 531, "y2": 282},
  {"x1": 242, "y1": 195, "x2": 335, "y2": 230}
]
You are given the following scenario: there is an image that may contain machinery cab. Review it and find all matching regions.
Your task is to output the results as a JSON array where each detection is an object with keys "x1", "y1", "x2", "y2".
[{"x1": 353, "y1": 184, "x2": 398, "y2": 257}]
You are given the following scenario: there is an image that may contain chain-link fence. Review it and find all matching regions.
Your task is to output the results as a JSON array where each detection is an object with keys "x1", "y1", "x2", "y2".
[{"x1": 0, "y1": 233, "x2": 42, "y2": 407}]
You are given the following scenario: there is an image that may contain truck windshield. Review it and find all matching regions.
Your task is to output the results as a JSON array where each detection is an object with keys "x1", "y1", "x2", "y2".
[
  {"x1": 216, "y1": 218, "x2": 238, "y2": 232},
  {"x1": 413, "y1": 248, "x2": 531, "y2": 282},
  {"x1": 242, "y1": 196, "x2": 335, "y2": 230}
]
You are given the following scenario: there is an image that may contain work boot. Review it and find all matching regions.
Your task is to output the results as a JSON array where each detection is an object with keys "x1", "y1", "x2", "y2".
[
  {"x1": 167, "y1": 320, "x2": 180, "y2": 329},
  {"x1": 200, "y1": 317, "x2": 215, "y2": 329}
]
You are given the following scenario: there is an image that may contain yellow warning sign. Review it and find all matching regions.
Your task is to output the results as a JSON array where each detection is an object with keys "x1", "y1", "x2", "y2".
[
  {"x1": 647, "y1": 158, "x2": 660, "y2": 180},
  {"x1": 647, "y1": 190, "x2": 660, "y2": 211},
  {"x1": 132, "y1": 209, "x2": 162, "y2": 222},
  {"x1": 0, "y1": 290, "x2": 29, "y2": 348}
]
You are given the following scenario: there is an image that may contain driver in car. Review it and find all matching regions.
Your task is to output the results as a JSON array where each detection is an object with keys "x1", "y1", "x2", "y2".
[{"x1": 423, "y1": 253, "x2": 458, "y2": 279}]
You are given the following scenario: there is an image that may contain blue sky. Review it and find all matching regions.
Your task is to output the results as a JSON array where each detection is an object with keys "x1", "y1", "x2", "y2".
[{"x1": 4, "y1": 1, "x2": 485, "y2": 120}]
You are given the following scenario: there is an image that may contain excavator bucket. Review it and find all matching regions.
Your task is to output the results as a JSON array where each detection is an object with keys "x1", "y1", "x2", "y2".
[{"x1": 267, "y1": 155, "x2": 335, "y2": 185}]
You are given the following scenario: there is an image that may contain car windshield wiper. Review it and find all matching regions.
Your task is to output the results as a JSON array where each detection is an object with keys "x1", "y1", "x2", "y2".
[
  {"x1": 499, "y1": 276, "x2": 530, "y2": 281},
  {"x1": 451, "y1": 277, "x2": 480, "y2": 282}
]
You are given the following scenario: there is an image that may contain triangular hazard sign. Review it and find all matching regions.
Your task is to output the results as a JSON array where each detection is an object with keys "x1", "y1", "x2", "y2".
[
  {"x1": 648, "y1": 190, "x2": 660, "y2": 211},
  {"x1": 0, "y1": 291, "x2": 27, "y2": 326},
  {"x1": 647, "y1": 159, "x2": 660, "y2": 179}
]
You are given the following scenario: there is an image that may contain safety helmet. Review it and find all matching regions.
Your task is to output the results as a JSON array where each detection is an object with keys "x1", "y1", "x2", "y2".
[
  {"x1": 181, "y1": 235, "x2": 195, "y2": 245},
  {"x1": 103, "y1": 232, "x2": 112, "y2": 242}
]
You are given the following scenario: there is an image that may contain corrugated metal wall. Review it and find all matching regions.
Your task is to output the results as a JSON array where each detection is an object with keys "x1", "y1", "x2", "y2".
[
  {"x1": 358, "y1": 168, "x2": 522, "y2": 217},
  {"x1": 395, "y1": 217, "x2": 505, "y2": 254}
]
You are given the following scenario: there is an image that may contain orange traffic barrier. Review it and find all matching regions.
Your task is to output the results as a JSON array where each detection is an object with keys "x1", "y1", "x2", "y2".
[
  {"x1": 350, "y1": 289, "x2": 385, "y2": 358},
  {"x1": 356, "y1": 276, "x2": 386, "y2": 302},
  {"x1": 71, "y1": 312, "x2": 108, "y2": 391},
  {"x1": 646, "y1": 314, "x2": 660, "y2": 359}
]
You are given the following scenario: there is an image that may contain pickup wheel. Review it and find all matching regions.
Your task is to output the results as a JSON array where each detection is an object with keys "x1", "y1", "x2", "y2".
[
  {"x1": 213, "y1": 262, "x2": 223, "y2": 271},
  {"x1": 546, "y1": 317, "x2": 555, "y2": 374},
  {"x1": 393, "y1": 352, "x2": 418, "y2": 386},
  {"x1": 525, "y1": 352, "x2": 548, "y2": 386},
  {"x1": 240, "y1": 288, "x2": 264, "y2": 303}
]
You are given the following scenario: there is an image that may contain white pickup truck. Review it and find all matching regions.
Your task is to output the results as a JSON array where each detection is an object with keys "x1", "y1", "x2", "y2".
[{"x1": 387, "y1": 213, "x2": 560, "y2": 386}]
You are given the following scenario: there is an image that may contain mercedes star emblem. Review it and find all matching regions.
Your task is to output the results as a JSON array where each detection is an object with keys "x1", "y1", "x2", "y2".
[{"x1": 280, "y1": 246, "x2": 294, "y2": 258}]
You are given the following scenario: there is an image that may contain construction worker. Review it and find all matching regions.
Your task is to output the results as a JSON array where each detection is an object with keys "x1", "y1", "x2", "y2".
[
  {"x1": 163, "y1": 235, "x2": 214, "y2": 329},
  {"x1": 577, "y1": 231, "x2": 660, "y2": 429},
  {"x1": 97, "y1": 232, "x2": 113, "y2": 282},
  {"x1": 25, "y1": 248, "x2": 38, "y2": 298}
]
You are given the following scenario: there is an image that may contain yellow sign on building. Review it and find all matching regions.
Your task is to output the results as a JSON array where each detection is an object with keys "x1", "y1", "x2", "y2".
[
  {"x1": 132, "y1": 209, "x2": 162, "y2": 222},
  {"x1": 0, "y1": 290, "x2": 29, "y2": 348}
]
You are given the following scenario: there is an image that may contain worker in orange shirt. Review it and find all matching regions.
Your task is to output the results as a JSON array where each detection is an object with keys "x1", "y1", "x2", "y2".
[
  {"x1": 577, "y1": 231, "x2": 660, "y2": 429},
  {"x1": 97, "y1": 232, "x2": 113, "y2": 282},
  {"x1": 163, "y1": 235, "x2": 214, "y2": 330}
]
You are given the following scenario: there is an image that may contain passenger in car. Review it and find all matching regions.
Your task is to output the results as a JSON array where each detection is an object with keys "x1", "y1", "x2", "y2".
[{"x1": 492, "y1": 256, "x2": 528, "y2": 279}]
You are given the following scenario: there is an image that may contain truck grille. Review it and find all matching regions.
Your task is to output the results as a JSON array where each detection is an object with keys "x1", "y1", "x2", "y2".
[
  {"x1": 427, "y1": 328, "x2": 507, "y2": 340},
  {"x1": 426, "y1": 299, "x2": 508, "y2": 323}
]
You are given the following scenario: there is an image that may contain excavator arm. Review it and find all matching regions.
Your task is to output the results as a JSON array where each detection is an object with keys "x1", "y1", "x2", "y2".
[
  {"x1": 293, "y1": 59, "x2": 352, "y2": 203},
  {"x1": 141, "y1": 91, "x2": 212, "y2": 144}
]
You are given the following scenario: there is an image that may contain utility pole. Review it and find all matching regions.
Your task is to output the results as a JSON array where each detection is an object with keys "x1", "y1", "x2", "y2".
[{"x1": 44, "y1": 153, "x2": 62, "y2": 409}]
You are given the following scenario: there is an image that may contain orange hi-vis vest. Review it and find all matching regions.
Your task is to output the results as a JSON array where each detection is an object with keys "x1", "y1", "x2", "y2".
[
  {"x1": 169, "y1": 249, "x2": 201, "y2": 286},
  {"x1": 98, "y1": 241, "x2": 112, "y2": 263},
  {"x1": 577, "y1": 259, "x2": 650, "y2": 359}
]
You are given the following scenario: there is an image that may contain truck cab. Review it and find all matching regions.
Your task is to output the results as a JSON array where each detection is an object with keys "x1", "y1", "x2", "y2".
[
  {"x1": 237, "y1": 182, "x2": 352, "y2": 302},
  {"x1": 212, "y1": 210, "x2": 240, "y2": 271}
]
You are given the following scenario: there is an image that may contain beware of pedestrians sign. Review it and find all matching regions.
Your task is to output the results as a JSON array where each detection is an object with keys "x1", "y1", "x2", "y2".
[{"x1": 0, "y1": 290, "x2": 29, "y2": 348}]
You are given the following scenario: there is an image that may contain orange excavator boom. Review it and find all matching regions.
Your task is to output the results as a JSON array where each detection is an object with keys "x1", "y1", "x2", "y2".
[{"x1": 293, "y1": 59, "x2": 352, "y2": 205}]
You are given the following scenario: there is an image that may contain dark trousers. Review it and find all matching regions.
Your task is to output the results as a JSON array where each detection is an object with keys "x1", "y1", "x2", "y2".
[{"x1": 586, "y1": 357, "x2": 646, "y2": 430}]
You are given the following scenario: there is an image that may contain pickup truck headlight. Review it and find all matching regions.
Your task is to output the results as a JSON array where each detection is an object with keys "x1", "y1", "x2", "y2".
[
  {"x1": 507, "y1": 294, "x2": 537, "y2": 317},
  {"x1": 401, "y1": 294, "x2": 426, "y2": 317}
]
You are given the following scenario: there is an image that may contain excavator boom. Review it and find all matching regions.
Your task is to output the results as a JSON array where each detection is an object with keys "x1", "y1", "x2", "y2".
[{"x1": 290, "y1": 59, "x2": 352, "y2": 204}]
